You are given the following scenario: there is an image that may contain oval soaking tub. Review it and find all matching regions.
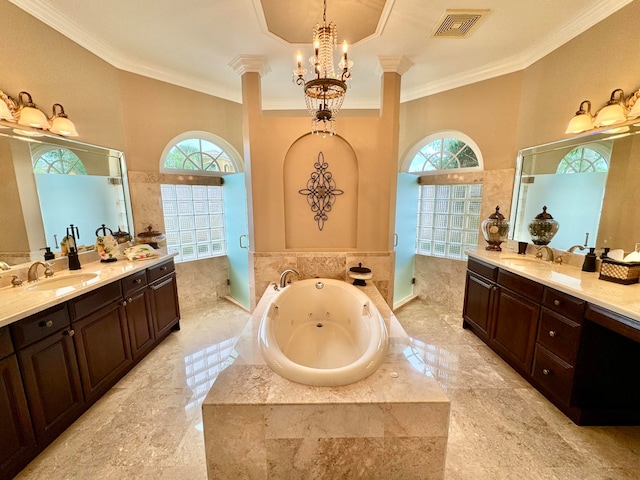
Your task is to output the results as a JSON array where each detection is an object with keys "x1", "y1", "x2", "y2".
[{"x1": 258, "y1": 278, "x2": 388, "y2": 386}]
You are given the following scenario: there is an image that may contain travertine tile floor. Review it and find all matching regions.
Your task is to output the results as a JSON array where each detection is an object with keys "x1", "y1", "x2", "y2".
[{"x1": 15, "y1": 298, "x2": 640, "y2": 479}]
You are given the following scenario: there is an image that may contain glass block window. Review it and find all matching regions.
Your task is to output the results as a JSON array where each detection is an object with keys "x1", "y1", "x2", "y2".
[
  {"x1": 161, "y1": 184, "x2": 225, "y2": 263},
  {"x1": 416, "y1": 183, "x2": 483, "y2": 260},
  {"x1": 556, "y1": 147, "x2": 609, "y2": 174}
]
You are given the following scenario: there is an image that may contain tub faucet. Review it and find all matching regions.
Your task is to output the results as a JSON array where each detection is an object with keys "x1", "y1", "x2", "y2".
[
  {"x1": 279, "y1": 269, "x2": 299, "y2": 288},
  {"x1": 535, "y1": 246, "x2": 554, "y2": 262},
  {"x1": 27, "y1": 261, "x2": 54, "y2": 282}
]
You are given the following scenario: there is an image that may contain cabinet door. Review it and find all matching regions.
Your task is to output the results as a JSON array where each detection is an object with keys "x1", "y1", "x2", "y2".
[
  {"x1": 18, "y1": 329, "x2": 84, "y2": 445},
  {"x1": 124, "y1": 288, "x2": 156, "y2": 360},
  {"x1": 73, "y1": 302, "x2": 133, "y2": 404},
  {"x1": 149, "y1": 272, "x2": 180, "y2": 339},
  {"x1": 490, "y1": 287, "x2": 540, "y2": 375},
  {"x1": 462, "y1": 271, "x2": 495, "y2": 341},
  {"x1": 0, "y1": 355, "x2": 36, "y2": 478}
]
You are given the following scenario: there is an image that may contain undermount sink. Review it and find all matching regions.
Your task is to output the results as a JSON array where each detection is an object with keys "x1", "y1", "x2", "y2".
[
  {"x1": 26, "y1": 273, "x2": 99, "y2": 291},
  {"x1": 502, "y1": 256, "x2": 552, "y2": 268}
]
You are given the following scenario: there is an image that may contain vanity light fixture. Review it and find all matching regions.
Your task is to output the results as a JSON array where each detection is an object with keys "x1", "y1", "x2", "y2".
[
  {"x1": 626, "y1": 90, "x2": 640, "y2": 119},
  {"x1": 565, "y1": 100, "x2": 594, "y2": 134},
  {"x1": 49, "y1": 103, "x2": 78, "y2": 136},
  {"x1": 0, "y1": 91, "x2": 16, "y2": 121},
  {"x1": 593, "y1": 88, "x2": 627, "y2": 127},
  {"x1": 17, "y1": 91, "x2": 50, "y2": 129}
]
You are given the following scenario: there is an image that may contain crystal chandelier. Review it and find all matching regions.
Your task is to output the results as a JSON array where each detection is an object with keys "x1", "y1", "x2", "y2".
[{"x1": 293, "y1": 0, "x2": 353, "y2": 135}]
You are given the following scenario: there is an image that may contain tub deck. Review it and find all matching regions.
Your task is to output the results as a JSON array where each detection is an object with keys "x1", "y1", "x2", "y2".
[{"x1": 202, "y1": 282, "x2": 450, "y2": 479}]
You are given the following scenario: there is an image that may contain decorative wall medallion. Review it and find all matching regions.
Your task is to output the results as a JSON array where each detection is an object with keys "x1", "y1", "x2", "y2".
[{"x1": 298, "y1": 152, "x2": 344, "y2": 231}]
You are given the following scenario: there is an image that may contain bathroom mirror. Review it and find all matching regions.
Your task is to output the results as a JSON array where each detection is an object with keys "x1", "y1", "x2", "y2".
[
  {"x1": 511, "y1": 124, "x2": 640, "y2": 252},
  {"x1": 0, "y1": 128, "x2": 132, "y2": 265}
]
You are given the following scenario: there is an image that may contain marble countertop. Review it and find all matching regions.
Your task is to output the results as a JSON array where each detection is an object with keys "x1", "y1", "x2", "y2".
[
  {"x1": 467, "y1": 248, "x2": 640, "y2": 324},
  {"x1": 0, "y1": 252, "x2": 176, "y2": 329}
]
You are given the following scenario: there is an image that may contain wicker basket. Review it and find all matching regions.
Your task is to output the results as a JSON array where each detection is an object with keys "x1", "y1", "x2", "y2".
[{"x1": 599, "y1": 258, "x2": 640, "y2": 285}]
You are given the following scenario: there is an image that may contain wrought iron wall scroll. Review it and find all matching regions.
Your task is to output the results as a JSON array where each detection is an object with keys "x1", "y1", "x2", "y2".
[{"x1": 298, "y1": 151, "x2": 344, "y2": 231}]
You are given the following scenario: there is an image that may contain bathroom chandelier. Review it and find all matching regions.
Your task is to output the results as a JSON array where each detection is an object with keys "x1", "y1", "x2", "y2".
[
  {"x1": 0, "y1": 89, "x2": 78, "y2": 137},
  {"x1": 293, "y1": 0, "x2": 353, "y2": 136},
  {"x1": 565, "y1": 87, "x2": 640, "y2": 135}
]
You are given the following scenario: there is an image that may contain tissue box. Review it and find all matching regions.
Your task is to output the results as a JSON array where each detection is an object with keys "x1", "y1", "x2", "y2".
[{"x1": 599, "y1": 258, "x2": 640, "y2": 285}]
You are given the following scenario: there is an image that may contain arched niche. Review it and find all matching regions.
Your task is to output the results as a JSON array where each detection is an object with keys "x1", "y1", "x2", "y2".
[{"x1": 284, "y1": 134, "x2": 358, "y2": 249}]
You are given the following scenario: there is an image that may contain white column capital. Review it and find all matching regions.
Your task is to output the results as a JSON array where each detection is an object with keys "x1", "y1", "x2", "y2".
[
  {"x1": 229, "y1": 55, "x2": 271, "y2": 77},
  {"x1": 376, "y1": 55, "x2": 414, "y2": 76}
]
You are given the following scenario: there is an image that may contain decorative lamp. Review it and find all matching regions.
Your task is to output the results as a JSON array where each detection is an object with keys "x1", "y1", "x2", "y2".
[
  {"x1": 481, "y1": 206, "x2": 510, "y2": 251},
  {"x1": 527, "y1": 206, "x2": 559, "y2": 245},
  {"x1": 293, "y1": 0, "x2": 353, "y2": 135},
  {"x1": 565, "y1": 100, "x2": 594, "y2": 134},
  {"x1": 593, "y1": 89, "x2": 627, "y2": 127},
  {"x1": 49, "y1": 103, "x2": 78, "y2": 136},
  {"x1": 17, "y1": 91, "x2": 49, "y2": 129}
]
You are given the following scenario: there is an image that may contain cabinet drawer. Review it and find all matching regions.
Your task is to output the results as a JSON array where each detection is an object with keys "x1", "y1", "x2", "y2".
[
  {"x1": 147, "y1": 259, "x2": 175, "y2": 283},
  {"x1": 531, "y1": 345, "x2": 574, "y2": 404},
  {"x1": 69, "y1": 281, "x2": 122, "y2": 321},
  {"x1": 10, "y1": 304, "x2": 70, "y2": 349},
  {"x1": 537, "y1": 308, "x2": 581, "y2": 364},
  {"x1": 467, "y1": 258, "x2": 498, "y2": 281},
  {"x1": 542, "y1": 288, "x2": 585, "y2": 322},
  {"x1": 122, "y1": 270, "x2": 147, "y2": 296},
  {"x1": 497, "y1": 269, "x2": 544, "y2": 302},
  {"x1": 0, "y1": 326, "x2": 13, "y2": 359}
]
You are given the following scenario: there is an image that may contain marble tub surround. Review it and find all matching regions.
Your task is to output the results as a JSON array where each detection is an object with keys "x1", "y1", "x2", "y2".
[
  {"x1": 250, "y1": 251, "x2": 394, "y2": 309},
  {"x1": 414, "y1": 254, "x2": 467, "y2": 314},
  {"x1": 203, "y1": 281, "x2": 450, "y2": 479},
  {"x1": 0, "y1": 250, "x2": 176, "y2": 327},
  {"x1": 467, "y1": 247, "x2": 640, "y2": 322}
]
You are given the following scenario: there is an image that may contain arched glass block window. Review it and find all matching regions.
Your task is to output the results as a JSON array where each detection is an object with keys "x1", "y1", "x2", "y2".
[
  {"x1": 556, "y1": 147, "x2": 609, "y2": 174},
  {"x1": 33, "y1": 148, "x2": 87, "y2": 175},
  {"x1": 403, "y1": 131, "x2": 484, "y2": 260}
]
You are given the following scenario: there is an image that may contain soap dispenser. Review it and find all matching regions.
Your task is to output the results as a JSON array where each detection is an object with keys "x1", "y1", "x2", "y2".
[
  {"x1": 41, "y1": 247, "x2": 55, "y2": 261},
  {"x1": 67, "y1": 224, "x2": 82, "y2": 270},
  {"x1": 582, "y1": 247, "x2": 597, "y2": 272}
]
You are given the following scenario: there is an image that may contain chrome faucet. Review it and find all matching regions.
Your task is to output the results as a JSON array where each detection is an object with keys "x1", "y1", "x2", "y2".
[
  {"x1": 27, "y1": 261, "x2": 54, "y2": 282},
  {"x1": 535, "y1": 246, "x2": 554, "y2": 262},
  {"x1": 279, "y1": 269, "x2": 299, "y2": 288},
  {"x1": 567, "y1": 245, "x2": 585, "y2": 253}
]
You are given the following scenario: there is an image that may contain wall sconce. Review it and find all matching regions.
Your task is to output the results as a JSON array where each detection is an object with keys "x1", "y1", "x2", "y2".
[
  {"x1": 49, "y1": 103, "x2": 78, "y2": 136},
  {"x1": 17, "y1": 91, "x2": 50, "y2": 129},
  {"x1": 565, "y1": 100, "x2": 594, "y2": 134},
  {"x1": 593, "y1": 89, "x2": 627, "y2": 127},
  {"x1": 0, "y1": 89, "x2": 79, "y2": 137},
  {"x1": 566, "y1": 87, "x2": 640, "y2": 135}
]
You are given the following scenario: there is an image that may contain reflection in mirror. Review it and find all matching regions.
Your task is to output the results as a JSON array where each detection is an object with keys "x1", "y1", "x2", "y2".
[
  {"x1": 0, "y1": 130, "x2": 132, "y2": 265},
  {"x1": 511, "y1": 125, "x2": 640, "y2": 253}
]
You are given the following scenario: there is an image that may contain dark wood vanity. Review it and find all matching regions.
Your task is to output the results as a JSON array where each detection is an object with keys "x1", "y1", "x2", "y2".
[
  {"x1": 0, "y1": 258, "x2": 180, "y2": 479},
  {"x1": 463, "y1": 256, "x2": 640, "y2": 426}
]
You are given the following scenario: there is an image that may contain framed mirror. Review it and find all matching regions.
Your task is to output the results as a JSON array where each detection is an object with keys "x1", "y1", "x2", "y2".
[
  {"x1": 0, "y1": 128, "x2": 133, "y2": 265},
  {"x1": 510, "y1": 124, "x2": 640, "y2": 252}
]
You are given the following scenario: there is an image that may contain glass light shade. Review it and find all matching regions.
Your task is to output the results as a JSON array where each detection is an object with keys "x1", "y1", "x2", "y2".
[
  {"x1": 0, "y1": 99, "x2": 14, "y2": 121},
  {"x1": 594, "y1": 103, "x2": 626, "y2": 127},
  {"x1": 565, "y1": 112, "x2": 593, "y2": 134},
  {"x1": 627, "y1": 99, "x2": 640, "y2": 119},
  {"x1": 18, "y1": 106, "x2": 50, "y2": 129},
  {"x1": 50, "y1": 116, "x2": 78, "y2": 136}
]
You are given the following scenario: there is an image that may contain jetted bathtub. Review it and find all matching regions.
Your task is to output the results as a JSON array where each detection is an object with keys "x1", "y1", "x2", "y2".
[{"x1": 258, "y1": 278, "x2": 388, "y2": 386}]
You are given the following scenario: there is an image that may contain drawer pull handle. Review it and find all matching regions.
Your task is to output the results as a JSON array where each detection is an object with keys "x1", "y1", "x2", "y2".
[
  {"x1": 160, "y1": 266, "x2": 167, "y2": 271},
  {"x1": 135, "y1": 278, "x2": 142, "y2": 284},
  {"x1": 549, "y1": 330, "x2": 557, "y2": 337},
  {"x1": 542, "y1": 368, "x2": 552, "y2": 376},
  {"x1": 39, "y1": 320, "x2": 53, "y2": 328},
  {"x1": 553, "y1": 299, "x2": 561, "y2": 306},
  {"x1": 63, "y1": 329, "x2": 75, "y2": 337},
  {"x1": 127, "y1": 298, "x2": 133, "y2": 303},
  {"x1": 122, "y1": 300, "x2": 128, "y2": 306}
]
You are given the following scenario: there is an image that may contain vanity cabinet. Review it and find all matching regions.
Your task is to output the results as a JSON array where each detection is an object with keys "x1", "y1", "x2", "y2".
[
  {"x1": 0, "y1": 327, "x2": 36, "y2": 480},
  {"x1": 464, "y1": 256, "x2": 640, "y2": 425},
  {"x1": 147, "y1": 259, "x2": 180, "y2": 339},
  {"x1": 12, "y1": 304, "x2": 84, "y2": 446},
  {"x1": 70, "y1": 281, "x2": 133, "y2": 404},
  {"x1": 122, "y1": 270, "x2": 155, "y2": 360}
]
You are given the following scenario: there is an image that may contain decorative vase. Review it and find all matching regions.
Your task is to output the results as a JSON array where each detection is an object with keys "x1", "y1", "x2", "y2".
[
  {"x1": 481, "y1": 206, "x2": 510, "y2": 251},
  {"x1": 528, "y1": 206, "x2": 559, "y2": 245}
]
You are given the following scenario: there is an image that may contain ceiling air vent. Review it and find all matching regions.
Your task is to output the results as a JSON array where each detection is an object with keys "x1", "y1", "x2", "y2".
[{"x1": 431, "y1": 9, "x2": 489, "y2": 38}]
